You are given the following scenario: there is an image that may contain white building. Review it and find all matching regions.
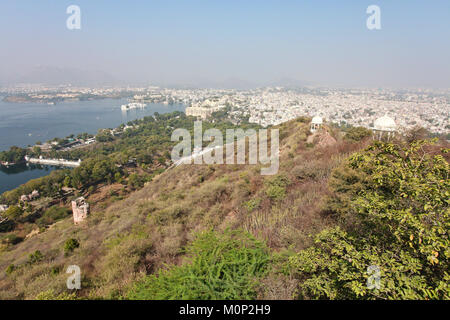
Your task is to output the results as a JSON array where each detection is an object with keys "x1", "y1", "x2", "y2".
[
  {"x1": 372, "y1": 115, "x2": 397, "y2": 140},
  {"x1": 310, "y1": 115, "x2": 323, "y2": 133}
]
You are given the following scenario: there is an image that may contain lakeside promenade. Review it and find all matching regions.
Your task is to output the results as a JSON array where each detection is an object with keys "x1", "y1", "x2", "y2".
[{"x1": 24, "y1": 156, "x2": 81, "y2": 168}]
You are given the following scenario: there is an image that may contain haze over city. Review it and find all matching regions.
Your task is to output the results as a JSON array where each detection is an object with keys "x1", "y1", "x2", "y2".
[{"x1": 1, "y1": 0, "x2": 449, "y2": 89}]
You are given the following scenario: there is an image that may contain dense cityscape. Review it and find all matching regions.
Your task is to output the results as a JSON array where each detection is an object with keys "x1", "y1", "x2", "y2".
[
  {"x1": 1, "y1": 84, "x2": 447, "y2": 175},
  {"x1": 2, "y1": 85, "x2": 449, "y2": 135}
]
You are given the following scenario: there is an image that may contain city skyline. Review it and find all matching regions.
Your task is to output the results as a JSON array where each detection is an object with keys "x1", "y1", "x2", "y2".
[{"x1": 1, "y1": 1, "x2": 449, "y2": 89}]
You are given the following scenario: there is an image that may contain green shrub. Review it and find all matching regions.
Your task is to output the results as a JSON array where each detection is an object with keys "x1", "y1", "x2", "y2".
[
  {"x1": 291, "y1": 140, "x2": 450, "y2": 300},
  {"x1": 50, "y1": 266, "x2": 61, "y2": 275},
  {"x1": 264, "y1": 175, "x2": 290, "y2": 201},
  {"x1": 343, "y1": 126, "x2": 372, "y2": 142},
  {"x1": 128, "y1": 173, "x2": 146, "y2": 189},
  {"x1": 3, "y1": 206, "x2": 23, "y2": 221},
  {"x1": 5, "y1": 264, "x2": 16, "y2": 275},
  {"x1": 1, "y1": 233, "x2": 23, "y2": 245},
  {"x1": 152, "y1": 205, "x2": 188, "y2": 225},
  {"x1": 36, "y1": 206, "x2": 71, "y2": 227},
  {"x1": 36, "y1": 290, "x2": 78, "y2": 300},
  {"x1": 266, "y1": 174, "x2": 290, "y2": 188},
  {"x1": 98, "y1": 229, "x2": 153, "y2": 297},
  {"x1": 265, "y1": 185, "x2": 286, "y2": 201},
  {"x1": 127, "y1": 230, "x2": 270, "y2": 300},
  {"x1": 244, "y1": 198, "x2": 261, "y2": 212},
  {"x1": 28, "y1": 250, "x2": 43, "y2": 264},
  {"x1": 64, "y1": 238, "x2": 80, "y2": 255}
]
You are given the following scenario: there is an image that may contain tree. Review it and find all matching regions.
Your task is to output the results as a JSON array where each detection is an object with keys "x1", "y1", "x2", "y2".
[
  {"x1": 290, "y1": 139, "x2": 449, "y2": 299},
  {"x1": 0, "y1": 146, "x2": 27, "y2": 163},
  {"x1": 32, "y1": 146, "x2": 42, "y2": 155},
  {"x1": 404, "y1": 126, "x2": 430, "y2": 143},
  {"x1": 28, "y1": 250, "x2": 43, "y2": 264},
  {"x1": 63, "y1": 176, "x2": 71, "y2": 187},
  {"x1": 64, "y1": 238, "x2": 80, "y2": 255},
  {"x1": 343, "y1": 126, "x2": 372, "y2": 142},
  {"x1": 96, "y1": 129, "x2": 114, "y2": 142},
  {"x1": 3, "y1": 206, "x2": 23, "y2": 221}
]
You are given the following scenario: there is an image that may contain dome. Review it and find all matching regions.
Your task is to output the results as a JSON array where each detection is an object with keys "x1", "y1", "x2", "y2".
[
  {"x1": 311, "y1": 116, "x2": 323, "y2": 124},
  {"x1": 374, "y1": 115, "x2": 396, "y2": 131}
]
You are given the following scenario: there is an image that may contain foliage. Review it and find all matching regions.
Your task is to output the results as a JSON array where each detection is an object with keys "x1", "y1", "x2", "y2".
[
  {"x1": 404, "y1": 126, "x2": 431, "y2": 143},
  {"x1": 36, "y1": 289, "x2": 78, "y2": 300},
  {"x1": 0, "y1": 169, "x2": 70, "y2": 205},
  {"x1": 290, "y1": 139, "x2": 449, "y2": 299},
  {"x1": 265, "y1": 185, "x2": 286, "y2": 201},
  {"x1": 127, "y1": 230, "x2": 270, "y2": 300},
  {"x1": 343, "y1": 126, "x2": 373, "y2": 142},
  {"x1": 70, "y1": 157, "x2": 122, "y2": 189},
  {"x1": 28, "y1": 250, "x2": 44, "y2": 264},
  {"x1": 244, "y1": 198, "x2": 261, "y2": 212},
  {"x1": 128, "y1": 173, "x2": 147, "y2": 189},
  {"x1": 264, "y1": 174, "x2": 290, "y2": 201},
  {"x1": 36, "y1": 206, "x2": 71, "y2": 228},
  {"x1": 1, "y1": 233, "x2": 23, "y2": 245},
  {"x1": 3, "y1": 206, "x2": 23, "y2": 221},
  {"x1": 96, "y1": 129, "x2": 114, "y2": 143},
  {"x1": 0, "y1": 112, "x2": 259, "y2": 206},
  {"x1": 5, "y1": 264, "x2": 16, "y2": 275},
  {"x1": 0, "y1": 146, "x2": 27, "y2": 163},
  {"x1": 64, "y1": 238, "x2": 80, "y2": 255}
]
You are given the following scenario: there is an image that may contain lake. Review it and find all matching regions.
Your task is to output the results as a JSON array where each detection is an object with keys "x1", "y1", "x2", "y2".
[
  {"x1": 0, "y1": 98, "x2": 185, "y2": 195},
  {"x1": 0, "y1": 163, "x2": 58, "y2": 195}
]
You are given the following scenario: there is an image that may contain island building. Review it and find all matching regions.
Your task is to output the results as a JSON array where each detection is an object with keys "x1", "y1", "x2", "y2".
[
  {"x1": 72, "y1": 197, "x2": 90, "y2": 224},
  {"x1": 372, "y1": 115, "x2": 397, "y2": 140}
]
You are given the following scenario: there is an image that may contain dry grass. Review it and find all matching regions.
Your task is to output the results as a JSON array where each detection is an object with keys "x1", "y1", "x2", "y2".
[{"x1": 0, "y1": 119, "x2": 367, "y2": 299}]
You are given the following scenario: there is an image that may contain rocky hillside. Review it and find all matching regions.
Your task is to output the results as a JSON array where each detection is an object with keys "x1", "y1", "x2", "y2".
[{"x1": 0, "y1": 118, "x2": 447, "y2": 300}]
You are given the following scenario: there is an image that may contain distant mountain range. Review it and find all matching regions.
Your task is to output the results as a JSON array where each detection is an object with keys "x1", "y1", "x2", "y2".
[
  {"x1": 0, "y1": 65, "x2": 315, "y2": 89},
  {"x1": 3, "y1": 66, "x2": 118, "y2": 86},
  {"x1": 153, "y1": 77, "x2": 315, "y2": 90}
]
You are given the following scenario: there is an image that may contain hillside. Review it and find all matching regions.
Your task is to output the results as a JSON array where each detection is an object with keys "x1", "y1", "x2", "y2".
[{"x1": 0, "y1": 117, "x2": 448, "y2": 300}]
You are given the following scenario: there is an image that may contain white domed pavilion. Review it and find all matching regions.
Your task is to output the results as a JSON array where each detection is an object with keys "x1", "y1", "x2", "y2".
[
  {"x1": 372, "y1": 114, "x2": 397, "y2": 140},
  {"x1": 310, "y1": 115, "x2": 323, "y2": 133}
]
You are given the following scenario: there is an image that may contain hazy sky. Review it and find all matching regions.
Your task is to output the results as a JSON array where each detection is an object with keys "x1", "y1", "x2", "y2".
[{"x1": 0, "y1": 1, "x2": 449, "y2": 88}]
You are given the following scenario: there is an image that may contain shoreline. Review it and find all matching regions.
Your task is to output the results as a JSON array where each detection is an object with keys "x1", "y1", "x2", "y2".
[
  {"x1": 0, "y1": 99, "x2": 185, "y2": 152},
  {"x1": 2, "y1": 95, "x2": 126, "y2": 104},
  {"x1": 0, "y1": 104, "x2": 186, "y2": 195}
]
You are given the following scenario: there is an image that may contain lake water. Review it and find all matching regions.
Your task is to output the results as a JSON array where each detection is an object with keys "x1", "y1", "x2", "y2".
[
  {"x1": 0, "y1": 163, "x2": 58, "y2": 195},
  {"x1": 0, "y1": 98, "x2": 185, "y2": 195}
]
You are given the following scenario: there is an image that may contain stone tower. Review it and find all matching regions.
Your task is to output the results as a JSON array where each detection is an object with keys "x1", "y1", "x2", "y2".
[{"x1": 72, "y1": 197, "x2": 89, "y2": 224}]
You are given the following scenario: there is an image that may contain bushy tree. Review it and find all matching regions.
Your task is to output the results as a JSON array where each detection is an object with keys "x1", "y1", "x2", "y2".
[
  {"x1": 3, "y1": 206, "x2": 23, "y2": 221},
  {"x1": 0, "y1": 146, "x2": 27, "y2": 163},
  {"x1": 28, "y1": 250, "x2": 43, "y2": 264},
  {"x1": 96, "y1": 129, "x2": 114, "y2": 142},
  {"x1": 36, "y1": 206, "x2": 70, "y2": 227},
  {"x1": 64, "y1": 238, "x2": 80, "y2": 255},
  {"x1": 290, "y1": 139, "x2": 449, "y2": 299},
  {"x1": 343, "y1": 126, "x2": 372, "y2": 142}
]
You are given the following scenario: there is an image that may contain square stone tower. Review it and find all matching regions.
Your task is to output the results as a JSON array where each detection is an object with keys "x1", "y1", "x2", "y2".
[{"x1": 72, "y1": 197, "x2": 89, "y2": 224}]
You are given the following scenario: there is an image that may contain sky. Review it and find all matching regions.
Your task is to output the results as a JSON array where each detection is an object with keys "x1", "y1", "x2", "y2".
[{"x1": 0, "y1": 1, "x2": 449, "y2": 89}]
